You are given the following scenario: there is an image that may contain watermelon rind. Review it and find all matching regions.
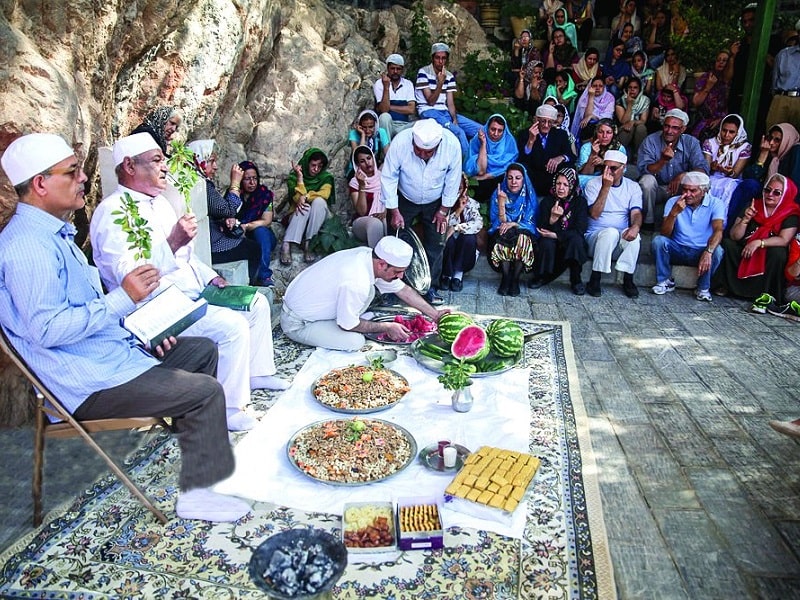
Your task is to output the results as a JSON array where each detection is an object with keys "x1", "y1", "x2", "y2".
[
  {"x1": 486, "y1": 319, "x2": 524, "y2": 358},
  {"x1": 451, "y1": 325, "x2": 490, "y2": 363},
  {"x1": 437, "y1": 312, "x2": 475, "y2": 344}
]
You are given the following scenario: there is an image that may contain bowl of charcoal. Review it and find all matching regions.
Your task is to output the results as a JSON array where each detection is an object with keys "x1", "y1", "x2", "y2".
[{"x1": 249, "y1": 528, "x2": 348, "y2": 599}]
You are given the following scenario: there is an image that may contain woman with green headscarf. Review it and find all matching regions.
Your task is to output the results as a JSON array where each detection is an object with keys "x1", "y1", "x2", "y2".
[{"x1": 282, "y1": 147, "x2": 335, "y2": 264}]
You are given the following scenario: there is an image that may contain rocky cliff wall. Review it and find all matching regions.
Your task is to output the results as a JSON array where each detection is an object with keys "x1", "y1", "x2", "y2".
[{"x1": 0, "y1": 0, "x2": 487, "y2": 425}]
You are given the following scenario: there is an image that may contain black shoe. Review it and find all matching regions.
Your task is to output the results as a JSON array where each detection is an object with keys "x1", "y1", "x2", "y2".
[
  {"x1": 439, "y1": 276, "x2": 451, "y2": 290},
  {"x1": 528, "y1": 277, "x2": 546, "y2": 289},
  {"x1": 450, "y1": 278, "x2": 463, "y2": 292},
  {"x1": 571, "y1": 282, "x2": 586, "y2": 296},
  {"x1": 622, "y1": 274, "x2": 639, "y2": 298},
  {"x1": 424, "y1": 288, "x2": 445, "y2": 305},
  {"x1": 509, "y1": 278, "x2": 521, "y2": 296},
  {"x1": 497, "y1": 275, "x2": 509, "y2": 296},
  {"x1": 586, "y1": 280, "x2": 602, "y2": 297}
]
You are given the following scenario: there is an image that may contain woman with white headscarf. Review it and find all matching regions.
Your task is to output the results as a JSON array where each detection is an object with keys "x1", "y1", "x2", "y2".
[
  {"x1": 701, "y1": 114, "x2": 752, "y2": 218},
  {"x1": 188, "y1": 139, "x2": 264, "y2": 285}
]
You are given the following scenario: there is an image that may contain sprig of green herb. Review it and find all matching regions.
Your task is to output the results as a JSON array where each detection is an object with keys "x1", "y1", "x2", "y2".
[
  {"x1": 345, "y1": 419, "x2": 367, "y2": 442},
  {"x1": 437, "y1": 359, "x2": 474, "y2": 391},
  {"x1": 368, "y1": 355, "x2": 385, "y2": 370},
  {"x1": 167, "y1": 140, "x2": 199, "y2": 213},
  {"x1": 111, "y1": 191, "x2": 152, "y2": 261}
]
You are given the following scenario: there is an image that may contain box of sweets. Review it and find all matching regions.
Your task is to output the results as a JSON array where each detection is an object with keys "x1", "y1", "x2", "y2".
[
  {"x1": 342, "y1": 501, "x2": 398, "y2": 562},
  {"x1": 395, "y1": 496, "x2": 444, "y2": 551}
]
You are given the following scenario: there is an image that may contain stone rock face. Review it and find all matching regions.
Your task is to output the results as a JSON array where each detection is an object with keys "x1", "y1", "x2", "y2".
[{"x1": 0, "y1": 0, "x2": 488, "y2": 423}]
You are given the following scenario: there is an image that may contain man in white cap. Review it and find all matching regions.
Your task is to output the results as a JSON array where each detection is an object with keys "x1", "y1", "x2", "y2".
[
  {"x1": 415, "y1": 42, "x2": 481, "y2": 157},
  {"x1": 650, "y1": 171, "x2": 725, "y2": 301},
  {"x1": 281, "y1": 237, "x2": 448, "y2": 351},
  {"x1": 374, "y1": 53, "x2": 416, "y2": 139},
  {"x1": 381, "y1": 118, "x2": 462, "y2": 302},
  {"x1": 516, "y1": 104, "x2": 576, "y2": 196},
  {"x1": 584, "y1": 149, "x2": 643, "y2": 298},
  {"x1": 0, "y1": 133, "x2": 250, "y2": 522},
  {"x1": 767, "y1": 18, "x2": 800, "y2": 127},
  {"x1": 90, "y1": 133, "x2": 287, "y2": 433},
  {"x1": 637, "y1": 108, "x2": 708, "y2": 228}
]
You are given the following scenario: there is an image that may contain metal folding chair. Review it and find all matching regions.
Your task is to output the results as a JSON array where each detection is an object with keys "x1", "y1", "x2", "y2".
[{"x1": 0, "y1": 328, "x2": 169, "y2": 525}]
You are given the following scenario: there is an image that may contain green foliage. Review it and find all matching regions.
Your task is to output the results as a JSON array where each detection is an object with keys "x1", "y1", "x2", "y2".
[
  {"x1": 437, "y1": 359, "x2": 473, "y2": 391},
  {"x1": 408, "y1": 0, "x2": 431, "y2": 75},
  {"x1": 669, "y1": 4, "x2": 738, "y2": 72},
  {"x1": 167, "y1": 140, "x2": 199, "y2": 213},
  {"x1": 308, "y1": 214, "x2": 360, "y2": 256},
  {"x1": 500, "y1": 1, "x2": 545, "y2": 38},
  {"x1": 454, "y1": 48, "x2": 529, "y2": 134},
  {"x1": 111, "y1": 192, "x2": 152, "y2": 262}
]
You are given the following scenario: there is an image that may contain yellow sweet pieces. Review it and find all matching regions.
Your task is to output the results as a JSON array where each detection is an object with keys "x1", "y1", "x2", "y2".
[{"x1": 445, "y1": 445, "x2": 540, "y2": 512}]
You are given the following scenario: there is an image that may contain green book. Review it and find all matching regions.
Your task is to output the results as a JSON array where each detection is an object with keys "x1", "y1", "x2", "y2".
[{"x1": 200, "y1": 284, "x2": 258, "y2": 311}]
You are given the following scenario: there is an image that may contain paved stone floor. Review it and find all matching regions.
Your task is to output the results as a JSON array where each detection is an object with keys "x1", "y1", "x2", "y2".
[{"x1": 1, "y1": 256, "x2": 800, "y2": 598}]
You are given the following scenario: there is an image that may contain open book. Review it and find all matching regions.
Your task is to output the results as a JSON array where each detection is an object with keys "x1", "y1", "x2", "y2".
[{"x1": 123, "y1": 285, "x2": 208, "y2": 348}]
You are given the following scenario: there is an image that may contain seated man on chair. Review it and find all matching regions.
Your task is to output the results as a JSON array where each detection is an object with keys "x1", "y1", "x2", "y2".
[
  {"x1": 90, "y1": 133, "x2": 287, "y2": 433},
  {"x1": 0, "y1": 133, "x2": 248, "y2": 522}
]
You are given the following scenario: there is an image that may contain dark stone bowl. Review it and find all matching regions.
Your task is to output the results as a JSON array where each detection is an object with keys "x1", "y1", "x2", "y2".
[{"x1": 248, "y1": 528, "x2": 347, "y2": 599}]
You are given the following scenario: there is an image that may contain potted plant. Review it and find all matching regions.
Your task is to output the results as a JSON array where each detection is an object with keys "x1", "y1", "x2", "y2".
[
  {"x1": 438, "y1": 360, "x2": 475, "y2": 412},
  {"x1": 500, "y1": 1, "x2": 540, "y2": 40}
]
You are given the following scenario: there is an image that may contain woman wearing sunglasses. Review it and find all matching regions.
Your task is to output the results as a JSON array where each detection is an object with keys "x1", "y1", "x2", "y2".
[{"x1": 713, "y1": 174, "x2": 800, "y2": 307}]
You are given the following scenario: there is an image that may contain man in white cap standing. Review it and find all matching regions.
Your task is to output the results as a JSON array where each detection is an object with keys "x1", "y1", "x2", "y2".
[
  {"x1": 415, "y1": 42, "x2": 481, "y2": 157},
  {"x1": 650, "y1": 171, "x2": 725, "y2": 301},
  {"x1": 516, "y1": 104, "x2": 576, "y2": 196},
  {"x1": 374, "y1": 53, "x2": 416, "y2": 139},
  {"x1": 90, "y1": 133, "x2": 287, "y2": 433},
  {"x1": 584, "y1": 149, "x2": 643, "y2": 298},
  {"x1": 381, "y1": 118, "x2": 462, "y2": 302},
  {"x1": 281, "y1": 237, "x2": 448, "y2": 351},
  {"x1": 637, "y1": 108, "x2": 708, "y2": 228},
  {"x1": 0, "y1": 133, "x2": 250, "y2": 522}
]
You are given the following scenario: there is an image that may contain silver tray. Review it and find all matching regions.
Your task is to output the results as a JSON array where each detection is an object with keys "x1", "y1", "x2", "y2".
[
  {"x1": 286, "y1": 418, "x2": 417, "y2": 486},
  {"x1": 410, "y1": 333, "x2": 523, "y2": 377},
  {"x1": 311, "y1": 366, "x2": 409, "y2": 414},
  {"x1": 418, "y1": 443, "x2": 471, "y2": 473},
  {"x1": 363, "y1": 314, "x2": 437, "y2": 345}
]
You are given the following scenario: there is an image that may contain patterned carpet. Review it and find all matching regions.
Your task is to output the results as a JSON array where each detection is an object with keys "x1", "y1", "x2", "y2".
[{"x1": 0, "y1": 319, "x2": 615, "y2": 599}]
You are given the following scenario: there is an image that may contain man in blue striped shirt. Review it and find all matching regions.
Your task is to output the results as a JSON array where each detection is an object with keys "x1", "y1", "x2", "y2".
[{"x1": 0, "y1": 133, "x2": 250, "y2": 523}]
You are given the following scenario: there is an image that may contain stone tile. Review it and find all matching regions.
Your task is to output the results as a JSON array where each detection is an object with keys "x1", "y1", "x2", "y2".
[
  {"x1": 582, "y1": 361, "x2": 650, "y2": 424},
  {"x1": 654, "y1": 509, "x2": 751, "y2": 599},
  {"x1": 737, "y1": 415, "x2": 800, "y2": 470},
  {"x1": 645, "y1": 403, "x2": 723, "y2": 467},
  {"x1": 695, "y1": 367, "x2": 763, "y2": 414},
  {"x1": 734, "y1": 466, "x2": 800, "y2": 521},
  {"x1": 615, "y1": 423, "x2": 699, "y2": 509},
  {"x1": 607, "y1": 541, "x2": 691, "y2": 600},
  {"x1": 687, "y1": 468, "x2": 800, "y2": 576}
]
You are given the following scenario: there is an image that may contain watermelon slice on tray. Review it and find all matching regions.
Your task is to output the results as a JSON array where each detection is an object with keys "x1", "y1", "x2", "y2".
[{"x1": 364, "y1": 314, "x2": 437, "y2": 345}]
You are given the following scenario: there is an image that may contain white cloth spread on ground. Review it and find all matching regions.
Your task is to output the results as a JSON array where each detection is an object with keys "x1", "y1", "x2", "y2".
[{"x1": 215, "y1": 348, "x2": 532, "y2": 538}]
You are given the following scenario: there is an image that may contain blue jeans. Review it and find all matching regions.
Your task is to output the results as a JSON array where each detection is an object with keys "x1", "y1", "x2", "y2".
[
  {"x1": 420, "y1": 110, "x2": 481, "y2": 159},
  {"x1": 651, "y1": 235, "x2": 723, "y2": 291},
  {"x1": 247, "y1": 225, "x2": 276, "y2": 281}
]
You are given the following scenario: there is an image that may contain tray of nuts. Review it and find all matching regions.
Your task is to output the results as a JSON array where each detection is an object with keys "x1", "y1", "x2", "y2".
[
  {"x1": 342, "y1": 502, "x2": 396, "y2": 553},
  {"x1": 395, "y1": 496, "x2": 444, "y2": 550}
]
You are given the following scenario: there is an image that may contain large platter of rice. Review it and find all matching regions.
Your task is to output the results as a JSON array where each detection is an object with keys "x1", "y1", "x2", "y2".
[
  {"x1": 287, "y1": 418, "x2": 417, "y2": 485},
  {"x1": 312, "y1": 365, "x2": 410, "y2": 414}
]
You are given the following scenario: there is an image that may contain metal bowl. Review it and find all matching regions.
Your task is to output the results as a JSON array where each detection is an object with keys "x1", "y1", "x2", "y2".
[
  {"x1": 364, "y1": 348, "x2": 398, "y2": 365},
  {"x1": 249, "y1": 528, "x2": 347, "y2": 599}
]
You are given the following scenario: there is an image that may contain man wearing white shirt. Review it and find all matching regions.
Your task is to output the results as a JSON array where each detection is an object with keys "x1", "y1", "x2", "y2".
[
  {"x1": 90, "y1": 133, "x2": 287, "y2": 432},
  {"x1": 381, "y1": 119, "x2": 462, "y2": 302},
  {"x1": 281, "y1": 237, "x2": 447, "y2": 351},
  {"x1": 374, "y1": 53, "x2": 416, "y2": 139}
]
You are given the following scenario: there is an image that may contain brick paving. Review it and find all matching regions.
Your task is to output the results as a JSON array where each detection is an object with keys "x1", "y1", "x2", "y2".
[{"x1": 2, "y1": 247, "x2": 800, "y2": 598}]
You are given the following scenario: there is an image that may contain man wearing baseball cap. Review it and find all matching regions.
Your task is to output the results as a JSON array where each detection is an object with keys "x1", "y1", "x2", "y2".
[
  {"x1": 637, "y1": 108, "x2": 708, "y2": 228},
  {"x1": 0, "y1": 133, "x2": 250, "y2": 522},
  {"x1": 90, "y1": 133, "x2": 287, "y2": 433},
  {"x1": 374, "y1": 53, "x2": 416, "y2": 139},
  {"x1": 282, "y1": 236, "x2": 448, "y2": 351},
  {"x1": 414, "y1": 42, "x2": 481, "y2": 157}
]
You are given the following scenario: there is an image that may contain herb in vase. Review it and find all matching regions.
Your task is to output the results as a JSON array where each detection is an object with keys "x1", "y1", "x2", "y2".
[
  {"x1": 167, "y1": 140, "x2": 199, "y2": 213},
  {"x1": 111, "y1": 192, "x2": 152, "y2": 261},
  {"x1": 437, "y1": 359, "x2": 475, "y2": 391}
]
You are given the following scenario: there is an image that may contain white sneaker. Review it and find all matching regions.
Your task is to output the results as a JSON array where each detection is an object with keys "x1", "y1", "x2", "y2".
[
  {"x1": 250, "y1": 375, "x2": 290, "y2": 391},
  {"x1": 652, "y1": 279, "x2": 676, "y2": 295},
  {"x1": 176, "y1": 488, "x2": 251, "y2": 522},
  {"x1": 696, "y1": 289, "x2": 712, "y2": 302},
  {"x1": 226, "y1": 410, "x2": 257, "y2": 431}
]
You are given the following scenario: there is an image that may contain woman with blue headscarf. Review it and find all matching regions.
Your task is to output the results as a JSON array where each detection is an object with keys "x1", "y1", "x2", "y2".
[
  {"x1": 465, "y1": 114, "x2": 519, "y2": 203},
  {"x1": 488, "y1": 163, "x2": 539, "y2": 296}
]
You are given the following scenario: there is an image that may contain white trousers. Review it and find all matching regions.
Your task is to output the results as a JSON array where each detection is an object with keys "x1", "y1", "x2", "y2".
[
  {"x1": 378, "y1": 113, "x2": 414, "y2": 139},
  {"x1": 183, "y1": 293, "x2": 276, "y2": 410},
  {"x1": 585, "y1": 228, "x2": 640, "y2": 274}
]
